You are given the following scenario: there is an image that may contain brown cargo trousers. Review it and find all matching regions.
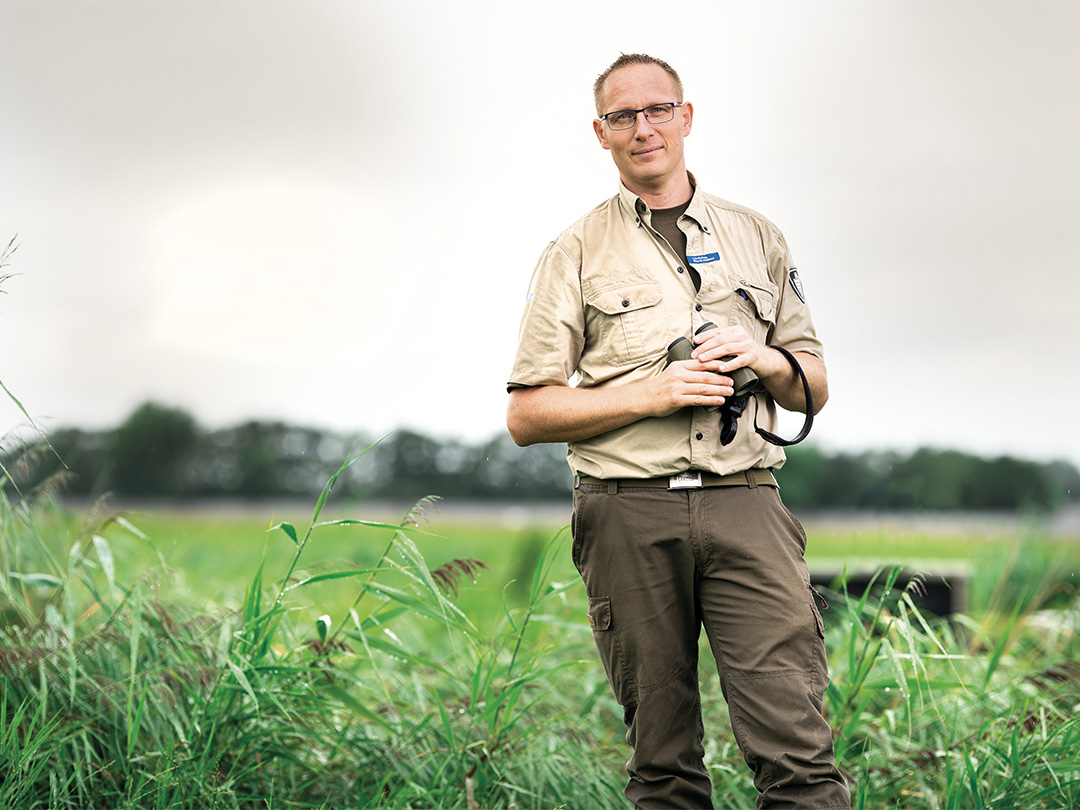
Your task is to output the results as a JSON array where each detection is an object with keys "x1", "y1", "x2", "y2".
[{"x1": 571, "y1": 474, "x2": 850, "y2": 809}]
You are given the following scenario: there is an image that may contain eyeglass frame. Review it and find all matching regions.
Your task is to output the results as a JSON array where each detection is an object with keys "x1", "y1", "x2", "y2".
[{"x1": 598, "y1": 102, "x2": 685, "y2": 131}]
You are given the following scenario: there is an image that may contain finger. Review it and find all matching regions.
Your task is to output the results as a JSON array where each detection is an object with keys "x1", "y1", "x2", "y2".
[
  {"x1": 702, "y1": 341, "x2": 758, "y2": 367},
  {"x1": 683, "y1": 370, "x2": 732, "y2": 386},
  {"x1": 688, "y1": 379, "x2": 733, "y2": 398},
  {"x1": 694, "y1": 393, "x2": 726, "y2": 407},
  {"x1": 692, "y1": 337, "x2": 740, "y2": 361},
  {"x1": 671, "y1": 359, "x2": 725, "y2": 377},
  {"x1": 693, "y1": 344, "x2": 726, "y2": 363}
]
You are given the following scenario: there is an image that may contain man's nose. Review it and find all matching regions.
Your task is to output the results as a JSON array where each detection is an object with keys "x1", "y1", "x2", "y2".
[{"x1": 633, "y1": 113, "x2": 657, "y2": 137}]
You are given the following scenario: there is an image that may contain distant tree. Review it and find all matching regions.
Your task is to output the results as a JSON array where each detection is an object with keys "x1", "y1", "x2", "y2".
[
  {"x1": 193, "y1": 420, "x2": 327, "y2": 497},
  {"x1": 965, "y1": 455, "x2": 1054, "y2": 511},
  {"x1": 345, "y1": 430, "x2": 571, "y2": 503},
  {"x1": 774, "y1": 447, "x2": 1073, "y2": 512},
  {"x1": 45, "y1": 427, "x2": 110, "y2": 496},
  {"x1": 888, "y1": 449, "x2": 976, "y2": 510},
  {"x1": 774, "y1": 445, "x2": 828, "y2": 507},
  {"x1": 109, "y1": 402, "x2": 198, "y2": 496},
  {"x1": 373, "y1": 429, "x2": 446, "y2": 502},
  {"x1": 815, "y1": 452, "x2": 878, "y2": 508},
  {"x1": 472, "y1": 433, "x2": 571, "y2": 500},
  {"x1": 1045, "y1": 460, "x2": 1080, "y2": 507}
]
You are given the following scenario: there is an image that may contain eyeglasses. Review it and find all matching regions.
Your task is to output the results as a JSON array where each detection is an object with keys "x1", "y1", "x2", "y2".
[{"x1": 599, "y1": 102, "x2": 683, "y2": 131}]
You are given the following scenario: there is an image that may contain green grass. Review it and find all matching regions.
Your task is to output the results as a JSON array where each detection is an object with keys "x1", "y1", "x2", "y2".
[
  {"x1": 88, "y1": 500, "x2": 1080, "y2": 632},
  {"x1": 74, "y1": 503, "x2": 572, "y2": 639},
  {"x1": 3, "y1": 458, "x2": 1080, "y2": 808}
]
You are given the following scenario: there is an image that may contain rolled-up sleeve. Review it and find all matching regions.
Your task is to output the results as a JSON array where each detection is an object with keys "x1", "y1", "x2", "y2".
[{"x1": 507, "y1": 239, "x2": 585, "y2": 390}]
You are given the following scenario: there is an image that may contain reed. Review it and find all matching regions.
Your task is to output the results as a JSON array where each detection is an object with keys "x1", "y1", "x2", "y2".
[{"x1": 2, "y1": 454, "x2": 1078, "y2": 808}]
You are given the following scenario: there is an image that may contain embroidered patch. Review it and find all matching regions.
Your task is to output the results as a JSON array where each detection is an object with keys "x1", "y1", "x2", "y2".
[
  {"x1": 789, "y1": 268, "x2": 805, "y2": 303},
  {"x1": 688, "y1": 252, "x2": 720, "y2": 264}
]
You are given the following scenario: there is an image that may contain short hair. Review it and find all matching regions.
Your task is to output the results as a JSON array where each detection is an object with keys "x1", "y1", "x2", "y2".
[{"x1": 593, "y1": 53, "x2": 684, "y2": 116}]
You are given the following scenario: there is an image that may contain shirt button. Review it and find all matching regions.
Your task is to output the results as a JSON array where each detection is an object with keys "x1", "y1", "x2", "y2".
[
  {"x1": 622, "y1": 299, "x2": 630, "y2": 307},
  {"x1": 677, "y1": 267, "x2": 685, "y2": 274},
  {"x1": 695, "y1": 304, "x2": 703, "y2": 312},
  {"x1": 696, "y1": 432, "x2": 704, "y2": 440}
]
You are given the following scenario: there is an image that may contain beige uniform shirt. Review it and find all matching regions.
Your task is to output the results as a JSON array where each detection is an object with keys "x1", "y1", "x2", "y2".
[{"x1": 508, "y1": 179, "x2": 823, "y2": 479}]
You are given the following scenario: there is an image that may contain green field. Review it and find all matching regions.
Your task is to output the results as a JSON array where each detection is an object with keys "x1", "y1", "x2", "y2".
[
  {"x1": 105, "y1": 499, "x2": 1079, "y2": 630},
  {"x1": 3, "y1": 488, "x2": 1080, "y2": 809}
]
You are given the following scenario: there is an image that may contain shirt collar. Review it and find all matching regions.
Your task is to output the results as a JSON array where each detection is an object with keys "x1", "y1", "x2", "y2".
[{"x1": 617, "y1": 171, "x2": 711, "y2": 235}]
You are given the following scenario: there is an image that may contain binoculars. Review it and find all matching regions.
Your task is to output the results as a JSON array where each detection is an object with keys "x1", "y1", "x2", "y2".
[
  {"x1": 665, "y1": 322, "x2": 813, "y2": 448},
  {"x1": 666, "y1": 322, "x2": 759, "y2": 398}
]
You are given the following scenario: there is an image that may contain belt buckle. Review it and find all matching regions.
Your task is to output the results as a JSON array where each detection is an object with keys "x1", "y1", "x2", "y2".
[{"x1": 668, "y1": 471, "x2": 703, "y2": 490}]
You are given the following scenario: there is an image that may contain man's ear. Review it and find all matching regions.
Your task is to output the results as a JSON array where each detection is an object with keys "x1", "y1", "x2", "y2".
[
  {"x1": 593, "y1": 118, "x2": 611, "y2": 150},
  {"x1": 680, "y1": 101, "x2": 694, "y2": 137}
]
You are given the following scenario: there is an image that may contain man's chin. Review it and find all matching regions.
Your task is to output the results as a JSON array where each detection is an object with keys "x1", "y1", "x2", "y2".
[{"x1": 625, "y1": 168, "x2": 670, "y2": 188}]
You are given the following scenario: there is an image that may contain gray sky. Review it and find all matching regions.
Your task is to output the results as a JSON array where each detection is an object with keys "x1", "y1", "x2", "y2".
[{"x1": 2, "y1": 0, "x2": 1078, "y2": 467}]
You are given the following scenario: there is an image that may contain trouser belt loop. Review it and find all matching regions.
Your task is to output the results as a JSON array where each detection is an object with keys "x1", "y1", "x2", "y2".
[
  {"x1": 608, "y1": 479, "x2": 618, "y2": 495},
  {"x1": 745, "y1": 469, "x2": 758, "y2": 488}
]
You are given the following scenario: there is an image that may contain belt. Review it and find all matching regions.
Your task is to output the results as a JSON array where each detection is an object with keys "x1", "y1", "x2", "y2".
[{"x1": 574, "y1": 468, "x2": 777, "y2": 491}]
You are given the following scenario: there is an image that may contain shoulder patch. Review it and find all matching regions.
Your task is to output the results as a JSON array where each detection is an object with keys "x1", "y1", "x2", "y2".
[{"x1": 788, "y1": 268, "x2": 805, "y2": 303}]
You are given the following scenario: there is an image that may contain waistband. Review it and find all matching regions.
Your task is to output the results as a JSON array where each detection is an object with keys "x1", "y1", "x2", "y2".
[{"x1": 574, "y1": 468, "x2": 777, "y2": 491}]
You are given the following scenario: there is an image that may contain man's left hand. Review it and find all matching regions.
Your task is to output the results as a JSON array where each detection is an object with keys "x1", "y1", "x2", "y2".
[
  {"x1": 691, "y1": 324, "x2": 828, "y2": 414},
  {"x1": 691, "y1": 325, "x2": 786, "y2": 378}
]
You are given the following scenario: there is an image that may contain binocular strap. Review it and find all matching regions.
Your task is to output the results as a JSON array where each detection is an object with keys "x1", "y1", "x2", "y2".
[{"x1": 750, "y1": 345, "x2": 814, "y2": 447}]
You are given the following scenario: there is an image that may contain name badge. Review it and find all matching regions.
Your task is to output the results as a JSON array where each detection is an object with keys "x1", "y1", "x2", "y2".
[{"x1": 687, "y1": 253, "x2": 720, "y2": 264}]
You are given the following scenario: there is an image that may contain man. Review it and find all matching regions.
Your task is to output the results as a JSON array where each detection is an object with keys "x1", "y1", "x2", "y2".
[{"x1": 506, "y1": 53, "x2": 850, "y2": 809}]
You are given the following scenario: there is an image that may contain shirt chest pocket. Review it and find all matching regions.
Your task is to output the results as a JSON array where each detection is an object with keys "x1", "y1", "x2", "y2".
[
  {"x1": 733, "y1": 278, "x2": 779, "y2": 343},
  {"x1": 584, "y1": 278, "x2": 666, "y2": 367}
]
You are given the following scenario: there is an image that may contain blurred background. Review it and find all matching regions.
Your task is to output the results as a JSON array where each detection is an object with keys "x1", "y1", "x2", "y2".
[{"x1": 2, "y1": 0, "x2": 1078, "y2": 502}]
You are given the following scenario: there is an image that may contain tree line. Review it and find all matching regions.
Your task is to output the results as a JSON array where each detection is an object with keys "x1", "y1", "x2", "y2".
[{"x1": 3, "y1": 401, "x2": 1078, "y2": 512}]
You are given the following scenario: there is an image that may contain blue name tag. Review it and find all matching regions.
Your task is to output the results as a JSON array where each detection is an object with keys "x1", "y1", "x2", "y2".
[{"x1": 687, "y1": 252, "x2": 720, "y2": 264}]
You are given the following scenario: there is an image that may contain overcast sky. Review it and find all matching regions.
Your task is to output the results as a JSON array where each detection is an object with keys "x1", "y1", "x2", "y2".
[{"x1": 1, "y1": 0, "x2": 1078, "y2": 468}]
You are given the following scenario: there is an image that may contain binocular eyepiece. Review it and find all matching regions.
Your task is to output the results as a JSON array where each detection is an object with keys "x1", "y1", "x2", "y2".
[{"x1": 666, "y1": 322, "x2": 759, "y2": 398}]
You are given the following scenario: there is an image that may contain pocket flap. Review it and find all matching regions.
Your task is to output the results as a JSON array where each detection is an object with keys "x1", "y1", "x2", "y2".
[
  {"x1": 585, "y1": 282, "x2": 662, "y2": 316},
  {"x1": 587, "y1": 596, "x2": 612, "y2": 631},
  {"x1": 737, "y1": 279, "x2": 778, "y2": 321}
]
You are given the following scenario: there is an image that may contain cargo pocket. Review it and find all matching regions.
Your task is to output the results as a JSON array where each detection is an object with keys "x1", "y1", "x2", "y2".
[
  {"x1": 587, "y1": 595, "x2": 612, "y2": 630},
  {"x1": 587, "y1": 596, "x2": 635, "y2": 705}
]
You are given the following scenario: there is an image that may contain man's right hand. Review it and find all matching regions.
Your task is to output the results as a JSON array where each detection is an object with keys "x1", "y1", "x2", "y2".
[
  {"x1": 507, "y1": 359, "x2": 733, "y2": 447},
  {"x1": 651, "y1": 358, "x2": 733, "y2": 416}
]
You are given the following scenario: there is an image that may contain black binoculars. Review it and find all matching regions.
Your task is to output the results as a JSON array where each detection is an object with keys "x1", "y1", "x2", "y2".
[
  {"x1": 666, "y1": 322, "x2": 757, "y2": 445},
  {"x1": 665, "y1": 322, "x2": 814, "y2": 448},
  {"x1": 665, "y1": 322, "x2": 759, "y2": 398}
]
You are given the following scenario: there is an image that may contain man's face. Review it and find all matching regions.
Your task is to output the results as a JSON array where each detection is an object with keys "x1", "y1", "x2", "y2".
[{"x1": 593, "y1": 63, "x2": 693, "y2": 193}]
